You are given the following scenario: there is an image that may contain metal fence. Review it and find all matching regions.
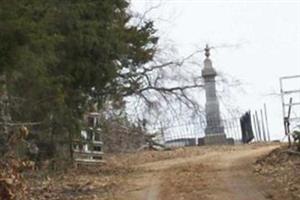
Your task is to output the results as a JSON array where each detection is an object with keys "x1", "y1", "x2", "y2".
[
  {"x1": 280, "y1": 75, "x2": 300, "y2": 145},
  {"x1": 150, "y1": 116, "x2": 242, "y2": 148}
]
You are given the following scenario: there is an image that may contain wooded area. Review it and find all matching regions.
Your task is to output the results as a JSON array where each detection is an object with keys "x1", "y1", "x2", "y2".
[
  {"x1": 0, "y1": 0, "x2": 163, "y2": 160},
  {"x1": 0, "y1": 2, "x2": 207, "y2": 195},
  {"x1": 2, "y1": 1, "x2": 299, "y2": 200},
  {"x1": 0, "y1": 1, "x2": 167, "y2": 198}
]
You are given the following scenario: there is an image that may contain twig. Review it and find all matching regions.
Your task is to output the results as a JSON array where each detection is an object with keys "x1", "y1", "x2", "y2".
[
  {"x1": 0, "y1": 122, "x2": 43, "y2": 126},
  {"x1": 284, "y1": 149, "x2": 300, "y2": 156}
]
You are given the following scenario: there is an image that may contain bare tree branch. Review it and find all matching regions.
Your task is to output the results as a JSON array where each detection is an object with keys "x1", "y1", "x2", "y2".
[{"x1": 136, "y1": 84, "x2": 204, "y2": 94}]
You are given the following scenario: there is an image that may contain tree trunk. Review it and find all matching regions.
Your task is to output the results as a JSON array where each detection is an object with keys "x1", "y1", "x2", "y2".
[{"x1": 0, "y1": 74, "x2": 12, "y2": 155}]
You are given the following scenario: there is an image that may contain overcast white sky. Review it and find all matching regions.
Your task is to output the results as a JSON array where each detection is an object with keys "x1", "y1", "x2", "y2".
[{"x1": 130, "y1": 0, "x2": 300, "y2": 140}]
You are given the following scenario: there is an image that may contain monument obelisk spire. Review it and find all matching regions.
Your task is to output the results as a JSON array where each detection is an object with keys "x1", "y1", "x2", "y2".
[{"x1": 202, "y1": 45, "x2": 227, "y2": 144}]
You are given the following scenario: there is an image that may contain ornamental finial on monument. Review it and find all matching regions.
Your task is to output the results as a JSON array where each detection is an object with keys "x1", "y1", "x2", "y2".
[{"x1": 205, "y1": 44, "x2": 210, "y2": 58}]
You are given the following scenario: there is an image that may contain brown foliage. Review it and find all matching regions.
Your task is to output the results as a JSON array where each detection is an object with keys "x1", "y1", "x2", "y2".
[
  {"x1": 102, "y1": 121, "x2": 146, "y2": 153},
  {"x1": 255, "y1": 146, "x2": 300, "y2": 199},
  {"x1": 0, "y1": 158, "x2": 33, "y2": 200}
]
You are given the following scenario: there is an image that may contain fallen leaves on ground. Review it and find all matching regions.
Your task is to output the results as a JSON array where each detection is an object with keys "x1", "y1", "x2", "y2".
[
  {"x1": 0, "y1": 158, "x2": 33, "y2": 200},
  {"x1": 26, "y1": 161, "x2": 135, "y2": 200},
  {"x1": 160, "y1": 163, "x2": 209, "y2": 200},
  {"x1": 255, "y1": 145, "x2": 300, "y2": 200}
]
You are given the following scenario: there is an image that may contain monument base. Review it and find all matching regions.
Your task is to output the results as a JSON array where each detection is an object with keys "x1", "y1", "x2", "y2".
[{"x1": 204, "y1": 134, "x2": 232, "y2": 145}]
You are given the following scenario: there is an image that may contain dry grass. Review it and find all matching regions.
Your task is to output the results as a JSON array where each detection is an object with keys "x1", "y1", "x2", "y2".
[
  {"x1": 159, "y1": 163, "x2": 210, "y2": 200},
  {"x1": 25, "y1": 143, "x2": 281, "y2": 200},
  {"x1": 255, "y1": 145, "x2": 300, "y2": 200}
]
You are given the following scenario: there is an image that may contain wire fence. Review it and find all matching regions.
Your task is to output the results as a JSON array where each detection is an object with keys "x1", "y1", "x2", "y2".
[
  {"x1": 149, "y1": 116, "x2": 242, "y2": 148},
  {"x1": 148, "y1": 106, "x2": 281, "y2": 149}
]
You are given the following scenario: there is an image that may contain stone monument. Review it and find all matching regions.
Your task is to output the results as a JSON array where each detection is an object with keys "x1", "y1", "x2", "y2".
[{"x1": 202, "y1": 45, "x2": 227, "y2": 145}]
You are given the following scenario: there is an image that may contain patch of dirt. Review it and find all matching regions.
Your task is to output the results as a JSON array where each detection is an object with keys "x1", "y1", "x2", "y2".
[
  {"x1": 26, "y1": 143, "x2": 281, "y2": 200},
  {"x1": 107, "y1": 144, "x2": 263, "y2": 166},
  {"x1": 159, "y1": 144, "x2": 277, "y2": 200},
  {"x1": 255, "y1": 145, "x2": 300, "y2": 200},
  {"x1": 160, "y1": 163, "x2": 209, "y2": 200},
  {"x1": 26, "y1": 160, "x2": 136, "y2": 200}
]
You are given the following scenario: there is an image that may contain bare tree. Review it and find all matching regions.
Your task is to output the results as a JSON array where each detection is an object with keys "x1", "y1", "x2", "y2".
[{"x1": 122, "y1": 44, "x2": 244, "y2": 141}]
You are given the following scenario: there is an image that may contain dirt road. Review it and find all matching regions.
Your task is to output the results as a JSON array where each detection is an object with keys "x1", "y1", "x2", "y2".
[{"x1": 118, "y1": 145, "x2": 278, "y2": 200}]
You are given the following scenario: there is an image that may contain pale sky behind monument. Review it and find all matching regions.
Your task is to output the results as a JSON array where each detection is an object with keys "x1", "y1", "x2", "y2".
[{"x1": 130, "y1": 0, "x2": 300, "y2": 140}]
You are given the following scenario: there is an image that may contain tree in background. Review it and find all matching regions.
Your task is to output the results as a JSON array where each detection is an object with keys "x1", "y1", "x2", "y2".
[
  {"x1": 1, "y1": 0, "x2": 226, "y2": 160},
  {"x1": 0, "y1": 0, "x2": 158, "y2": 160}
]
